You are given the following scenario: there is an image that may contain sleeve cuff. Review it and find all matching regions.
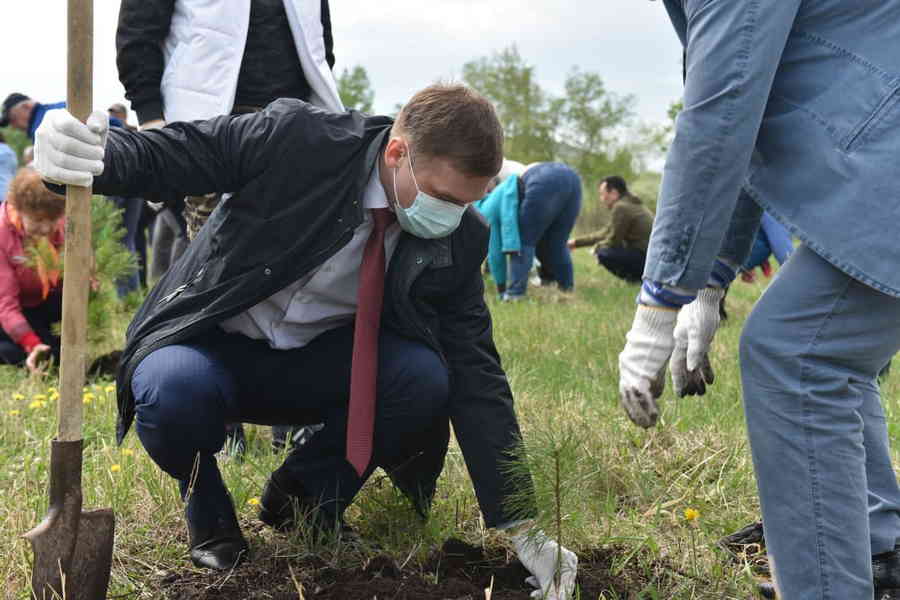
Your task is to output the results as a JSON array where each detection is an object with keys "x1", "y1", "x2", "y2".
[
  {"x1": 135, "y1": 101, "x2": 164, "y2": 125},
  {"x1": 20, "y1": 332, "x2": 42, "y2": 353}
]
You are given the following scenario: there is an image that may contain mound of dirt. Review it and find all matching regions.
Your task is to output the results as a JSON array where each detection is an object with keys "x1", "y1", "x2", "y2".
[{"x1": 158, "y1": 538, "x2": 677, "y2": 600}]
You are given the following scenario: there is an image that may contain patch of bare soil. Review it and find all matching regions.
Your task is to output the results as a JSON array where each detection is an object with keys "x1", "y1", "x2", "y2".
[{"x1": 158, "y1": 538, "x2": 678, "y2": 600}]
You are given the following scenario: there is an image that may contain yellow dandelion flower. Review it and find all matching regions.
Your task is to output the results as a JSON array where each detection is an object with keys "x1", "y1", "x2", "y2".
[
  {"x1": 83, "y1": 393, "x2": 96, "y2": 404},
  {"x1": 12, "y1": 393, "x2": 24, "y2": 401},
  {"x1": 9, "y1": 409, "x2": 20, "y2": 416},
  {"x1": 28, "y1": 400, "x2": 43, "y2": 410},
  {"x1": 110, "y1": 464, "x2": 121, "y2": 473},
  {"x1": 121, "y1": 448, "x2": 135, "y2": 457},
  {"x1": 105, "y1": 385, "x2": 115, "y2": 394},
  {"x1": 33, "y1": 394, "x2": 47, "y2": 402},
  {"x1": 47, "y1": 387, "x2": 58, "y2": 395},
  {"x1": 49, "y1": 392, "x2": 60, "y2": 401},
  {"x1": 684, "y1": 508, "x2": 700, "y2": 522},
  {"x1": 83, "y1": 387, "x2": 89, "y2": 393},
  {"x1": 246, "y1": 497, "x2": 260, "y2": 506}
]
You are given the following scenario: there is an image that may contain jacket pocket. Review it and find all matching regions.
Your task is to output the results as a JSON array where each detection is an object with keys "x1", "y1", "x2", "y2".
[{"x1": 841, "y1": 85, "x2": 900, "y2": 154}]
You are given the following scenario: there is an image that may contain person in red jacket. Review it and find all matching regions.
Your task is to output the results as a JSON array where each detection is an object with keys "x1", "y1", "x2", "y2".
[{"x1": 0, "y1": 168, "x2": 65, "y2": 372}]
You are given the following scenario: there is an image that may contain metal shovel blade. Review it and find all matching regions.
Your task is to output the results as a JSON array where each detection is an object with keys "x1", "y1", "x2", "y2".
[{"x1": 24, "y1": 440, "x2": 115, "y2": 600}]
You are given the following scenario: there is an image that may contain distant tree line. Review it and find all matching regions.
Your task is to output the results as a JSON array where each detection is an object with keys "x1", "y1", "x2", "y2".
[{"x1": 337, "y1": 46, "x2": 680, "y2": 192}]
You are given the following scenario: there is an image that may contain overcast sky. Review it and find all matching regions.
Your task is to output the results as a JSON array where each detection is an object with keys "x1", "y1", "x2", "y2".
[{"x1": 3, "y1": 1, "x2": 683, "y2": 128}]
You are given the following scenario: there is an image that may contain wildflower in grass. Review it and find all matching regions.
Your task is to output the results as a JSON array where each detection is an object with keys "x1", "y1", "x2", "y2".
[
  {"x1": 9, "y1": 409, "x2": 20, "y2": 416},
  {"x1": 110, "y1": 464, "x2": 121, "y2": 473},
  {"x1": 684, "y1": 507, "x2": 701, "y2": 575},
  {"x1": 247, "y1": 497, "x2": 260, "y2": 506},
  {"x1": 105, "y1": 385, "x2": 115, "y2": 394},
  {"x1": 29, "y1": 400, "x2": 45, "y2": 410},
  {"x1": 121, "y1": 448, "x2": 134, "y2": 457},
  {"x1": 83, "y1": 387, "x2": 89, "y2": 393},
  {"x1": 47, "y1": 387, "x2": 58, "y2": 396},
  {"x1": 33, "y1": 394, "x2": 47, "y2": 403},
  {"x1": 83, "y1": 393, "x2": 96, "y2": 404},
  {"x1": 12, "y1": 393, "x2": 24, "y2": 401},
  {"x1": 49, "y1": 392, "x2": 60, "y2": 401}
]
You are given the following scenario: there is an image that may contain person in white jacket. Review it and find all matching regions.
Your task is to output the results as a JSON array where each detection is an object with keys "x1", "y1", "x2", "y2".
[{"x1": 116, "y1": 0, "x2": 345, "y2": 455}]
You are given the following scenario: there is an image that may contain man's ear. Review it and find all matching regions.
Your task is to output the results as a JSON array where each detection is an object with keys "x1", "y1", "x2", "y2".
[{"x1": 383, "y1": 137, "x2": 406, "y2": 170}]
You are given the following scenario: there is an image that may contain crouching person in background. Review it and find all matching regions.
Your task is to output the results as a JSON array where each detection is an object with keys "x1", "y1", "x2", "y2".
[{"x1": 0, "y1": 168, "x2": 64, "y2": 372}]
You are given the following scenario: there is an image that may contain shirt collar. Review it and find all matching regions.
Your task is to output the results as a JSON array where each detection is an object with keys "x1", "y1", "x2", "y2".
[{"x1": 363, "y1": 162, "x2": 389, "y2": 210}]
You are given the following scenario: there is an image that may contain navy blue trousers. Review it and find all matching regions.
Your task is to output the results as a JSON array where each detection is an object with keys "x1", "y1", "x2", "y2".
[
  {"x1": 131, "y1": 325, "x2": 450, "y2": 518},
  {"x1": 596, "y1": 246, "x2": 646, "y2": 283}
]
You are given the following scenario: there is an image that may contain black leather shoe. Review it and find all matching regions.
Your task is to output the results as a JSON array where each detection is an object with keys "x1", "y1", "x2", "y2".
[
  {"x1": 875, "y1": 547, "x2": 900, "y2": 599},
  {"x1": 186, "y1": 492, "x2": 249, "y2": 570}
]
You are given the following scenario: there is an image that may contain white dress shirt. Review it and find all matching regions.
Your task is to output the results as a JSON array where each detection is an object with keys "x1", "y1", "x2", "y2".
[{"x1": 220, "y1": 164, "x2": 402, "y2": 349}]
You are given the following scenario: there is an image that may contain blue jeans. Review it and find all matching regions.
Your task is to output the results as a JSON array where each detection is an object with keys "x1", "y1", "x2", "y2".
[
  {"x1": 131, "y1": 325, "x2": 449, "y2": 520},
  {"x1": 507, "y1": 163, "x2": 581, "y2": 296},
  {"x1": 740, "y1": 245, "x2": 900, "y2": 599}
]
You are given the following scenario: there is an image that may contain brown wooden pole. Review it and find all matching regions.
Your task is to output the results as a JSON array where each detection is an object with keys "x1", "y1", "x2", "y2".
[{"x1": 60, "y1": 0, "x2": 93, "y2": 442}]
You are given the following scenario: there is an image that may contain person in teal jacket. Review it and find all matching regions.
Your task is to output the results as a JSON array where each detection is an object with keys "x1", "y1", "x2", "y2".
[{"x1": 474, "y1": 174, "x2": 521, "y2": 295}]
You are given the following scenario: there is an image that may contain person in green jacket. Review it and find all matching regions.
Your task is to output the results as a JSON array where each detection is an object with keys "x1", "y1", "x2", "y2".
[{"x1": 568, "y1": 176, "x2": 652, "y2": 283}]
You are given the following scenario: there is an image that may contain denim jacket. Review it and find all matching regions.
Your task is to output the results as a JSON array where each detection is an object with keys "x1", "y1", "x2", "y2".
[{"x1": 649, "y1": 0, "x2": 900, "y2": 297}]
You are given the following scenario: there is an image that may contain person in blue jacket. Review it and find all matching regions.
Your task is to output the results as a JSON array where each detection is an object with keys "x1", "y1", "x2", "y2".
[
  {"x1": 474, "y1": 173, "x2": 521, "y2": 295},
  {"x1": 1, "y1": 93, "x2": 122, "y2": 141},
  {"x1": 616, "y1": 2, "x2": 900, "y2": 598}
]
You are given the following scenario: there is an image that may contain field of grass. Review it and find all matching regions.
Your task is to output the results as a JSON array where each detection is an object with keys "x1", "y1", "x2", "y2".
[{"x1": 2, "y1": 250, "x2": 898, "y2": 599}]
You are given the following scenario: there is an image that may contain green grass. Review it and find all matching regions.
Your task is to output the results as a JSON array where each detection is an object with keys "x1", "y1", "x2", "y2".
[{"x1": 2, "y1": 251, "x2": 897, "y2": 599}]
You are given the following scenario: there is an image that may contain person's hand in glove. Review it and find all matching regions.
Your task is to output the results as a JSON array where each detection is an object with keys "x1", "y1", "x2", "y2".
[
  {"x1": 34, "y1": 108, "x2": 107, "y2": 187},
  {"x1": 618, "y1": 304, "x2": 678, "y2": 428},
  {"x1": 671, "y1": 287, "x2": 726, "y2": 397},
  {"x1": 511, "y1": 529, "x2": 578, "y2": 599}
]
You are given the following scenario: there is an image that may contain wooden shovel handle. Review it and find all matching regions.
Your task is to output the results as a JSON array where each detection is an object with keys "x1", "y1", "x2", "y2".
[{"x1": 59, "y1": 0, "x2": 93, "y2": 442}]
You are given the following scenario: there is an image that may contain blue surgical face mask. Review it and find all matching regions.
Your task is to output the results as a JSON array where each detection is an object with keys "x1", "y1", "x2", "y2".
[{"x1": 391, "y1": 145, "x2": 466, "y2": 239}]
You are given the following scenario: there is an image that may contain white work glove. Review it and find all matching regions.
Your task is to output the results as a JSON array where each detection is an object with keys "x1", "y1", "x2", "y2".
[
  {"x1": 512, "y1": 530, "x2": 577, "y2": 599},
  {"x1": 670, "y1": 287, "x2": 725, "y2": 397},
  {"x1": 618, "y1": 305, "x2": 678, "y2": 428},
  {"x1": 34, "y1": 109, "x2": 107, "y2": 187}
]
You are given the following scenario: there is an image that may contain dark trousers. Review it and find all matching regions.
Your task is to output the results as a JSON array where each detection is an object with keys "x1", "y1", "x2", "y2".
[
  {"x1": 111, "y1": 196, "x2": 150, "y2": 296},
  {"x1": 596, "y1": 246, "x2": 646, "y2": 283},
  {"x1": 150, "y1": 206, "x2": 188, "y2": 282},
  {"x1": 131, "y1": 325, "x2": 450, "y2": 519},
  {"x1": 0, "y1": 291, "x2": 63, "y2": 365}
]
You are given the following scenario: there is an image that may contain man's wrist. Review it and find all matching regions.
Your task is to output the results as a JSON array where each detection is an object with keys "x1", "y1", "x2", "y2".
[
  {"x1": 135, "y1": 101, "x2": 164, "y2": 126},
  {"x1": 638, "y1": 281, "x2": 697, "y2": 309},
  {"x1": 20, "y1": 332, "x2": 41, "y2": 353},
  {"x1": 498, "y1": 519, "x2": 534, "y2": 537}
]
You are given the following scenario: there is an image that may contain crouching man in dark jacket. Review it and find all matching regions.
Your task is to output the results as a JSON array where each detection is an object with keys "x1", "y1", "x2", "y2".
[{"x1": 34, "y1": 84, "x2": 576, "y2": 599}]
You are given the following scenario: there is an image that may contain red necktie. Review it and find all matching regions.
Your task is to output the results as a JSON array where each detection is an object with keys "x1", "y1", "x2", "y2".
[{"x1": 346, "y1": 208, "x2": 395, "y2": 477}]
